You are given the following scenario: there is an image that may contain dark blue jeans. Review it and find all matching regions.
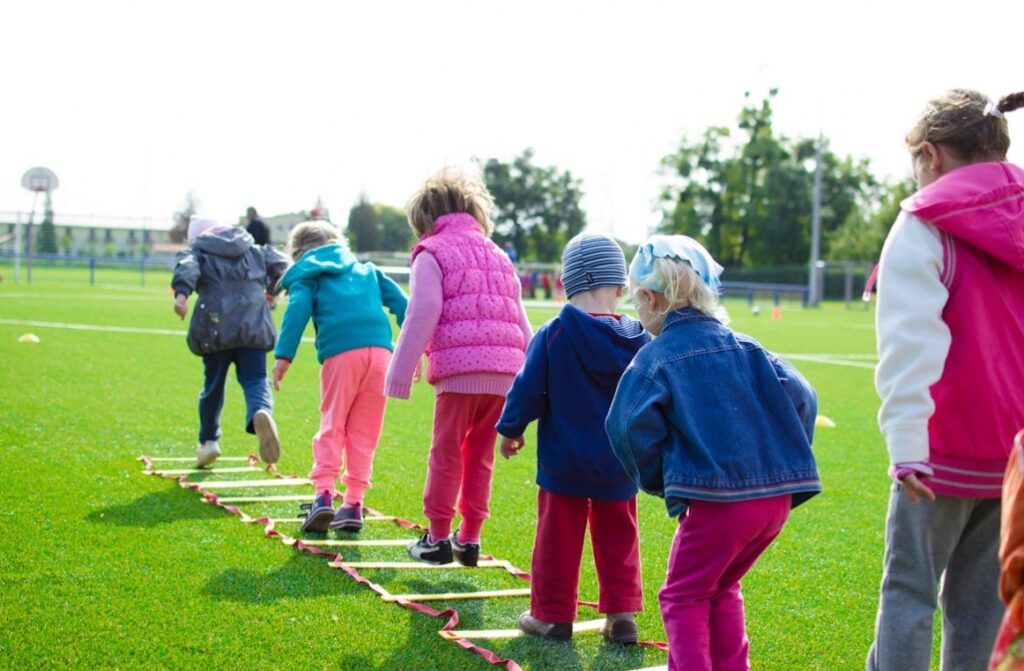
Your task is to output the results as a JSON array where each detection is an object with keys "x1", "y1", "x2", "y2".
[{"x1": 198, "y1": 348, "x2": 273, "y2": 443}]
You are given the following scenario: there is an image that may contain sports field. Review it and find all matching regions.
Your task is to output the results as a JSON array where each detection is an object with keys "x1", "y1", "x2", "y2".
[{"x1": 0, "y1": 267, "x2": 901, "y2": 670}]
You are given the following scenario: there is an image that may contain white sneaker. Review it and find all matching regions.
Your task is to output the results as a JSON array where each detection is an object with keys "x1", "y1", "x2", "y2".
[
  {"x1": 252, "y1": 410, "x2": 280, "y2": 464},
  {"x1": 196, "y1": 441, "x2": 221, "y2": 468}
]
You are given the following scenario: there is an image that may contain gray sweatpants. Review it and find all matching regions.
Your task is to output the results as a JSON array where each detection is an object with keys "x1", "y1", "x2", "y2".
[{"x1": 866, "y1": 484, "x2": 1002, "y2": 671}]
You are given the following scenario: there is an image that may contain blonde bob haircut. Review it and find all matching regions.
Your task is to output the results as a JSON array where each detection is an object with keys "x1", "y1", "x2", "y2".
[
  {"x1": 405, "y1": 167, "x2": 495, "y2": 239},
  {"x1": 630, "y1": 255, "x2": 729, "y2": 325},
  {"x1": 287, "y1": 220, "x2": 343, "y2": 261}
]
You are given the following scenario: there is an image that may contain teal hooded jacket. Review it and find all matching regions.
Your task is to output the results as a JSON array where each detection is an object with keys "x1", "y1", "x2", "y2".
[{"x1": 274, "y1": 243, "x2": 408, "y2": 364}]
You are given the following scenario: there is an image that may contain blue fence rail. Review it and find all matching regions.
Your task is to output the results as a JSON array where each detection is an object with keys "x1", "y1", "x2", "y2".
[
  {"x1": 720, "y1": 281, "x2": 810, "y2": 307},
  {"x1": 0, "y1": 251, "x2": 813, "y2": 307},
  {"x1": 0, "y1": 250, "x2": 175, "y2": 286}
]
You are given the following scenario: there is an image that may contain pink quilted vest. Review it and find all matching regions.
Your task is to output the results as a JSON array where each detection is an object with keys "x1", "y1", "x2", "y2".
[
  {"x1": 411, "y1": 212, "x2": 526, "y2": 383},
  {"x1": 902, "y1": 161, "x2": 1024, "y2": 497}
]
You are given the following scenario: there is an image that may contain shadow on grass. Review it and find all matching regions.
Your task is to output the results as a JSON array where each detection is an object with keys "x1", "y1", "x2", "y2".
[
  {"x1": 501, "y1": 634, "x2": 650, "y2": 671},
  {"x1": 85, "y1": 485, "x2": 223, "y2": 527},
  {"x1": 203, "y1": 553, "x2": 348, "y2": 604},
  {"x1": 332, "y1": 587, "x2": 494, "y2": 670}
]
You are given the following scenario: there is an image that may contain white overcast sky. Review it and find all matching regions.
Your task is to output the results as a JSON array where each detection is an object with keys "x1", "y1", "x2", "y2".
[{"x1": 1, "y1": 0, "x2": 1021, "y2": 243}]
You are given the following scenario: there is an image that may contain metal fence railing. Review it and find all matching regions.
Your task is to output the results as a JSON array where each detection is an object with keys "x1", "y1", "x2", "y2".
[{"x1": 0, "y1": 251, "x2": 176, "y2": 287}]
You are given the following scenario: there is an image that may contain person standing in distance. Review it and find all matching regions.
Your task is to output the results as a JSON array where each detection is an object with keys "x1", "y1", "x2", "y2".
[{"x1": 246, "y1": 206, "x2": 271, "y2": 246}]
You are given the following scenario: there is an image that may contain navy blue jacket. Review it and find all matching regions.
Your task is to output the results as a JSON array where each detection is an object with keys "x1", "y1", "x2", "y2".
[
  {"x1": 606, "y1": 308, "x2": 821, "y2": 517},
  {"x1": 496, "y1": 303, "x2": 651, "y2": 500}
]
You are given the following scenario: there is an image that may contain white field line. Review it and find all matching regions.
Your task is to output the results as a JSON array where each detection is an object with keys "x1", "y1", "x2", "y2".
[
  {"x1": 0, "y1": 292, "x2": 168, "y2": 301},
  {"x1": 0, "y1": 318, "x2": 318, "y2": 343},
  {"x1": 3, "y1": 317, "x2": 877, "y2": 372},
  {"x1": 782, "y1": 353, "x2": 876, "y2": 370}
]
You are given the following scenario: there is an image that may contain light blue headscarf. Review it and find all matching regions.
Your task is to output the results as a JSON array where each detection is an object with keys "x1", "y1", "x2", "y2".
[{"x1": 629, "y1": 235, "x2": 724, "y2": 294}]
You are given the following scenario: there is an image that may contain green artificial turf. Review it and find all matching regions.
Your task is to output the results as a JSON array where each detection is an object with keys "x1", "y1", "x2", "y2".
[{"x1": 0, "y1": 267, "x2": 926, "y2": 670}]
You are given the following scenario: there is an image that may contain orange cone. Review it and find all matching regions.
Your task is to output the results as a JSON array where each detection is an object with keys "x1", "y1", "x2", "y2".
[{"x1": 771, "y1": 306, "x2": 782, "y2": 321}]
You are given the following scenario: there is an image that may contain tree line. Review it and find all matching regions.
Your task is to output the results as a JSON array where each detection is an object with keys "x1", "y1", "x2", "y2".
[{"x1": 159, "y1": 90, "x2": 908, "y2": 266}]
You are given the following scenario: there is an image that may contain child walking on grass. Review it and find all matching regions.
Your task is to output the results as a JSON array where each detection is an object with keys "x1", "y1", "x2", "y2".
[
  {"x1": 867, "y1": 89, "x2": 1024, "y2": 671},
  {"x1": 171, "y1": 215, "x2": 287, "y2": 468},
  {"x1": 606, "y1": 235, "x2": 821, "y2": 671},
  {"x1": 386, "y1": 167, "x2": 532, "y2": 566},
  {"x1": 497, "y1": 233, "x2": 650, "y2": 644},
  {"x1": 272, "y1": 221, "x2": 407, "y2": 533}
]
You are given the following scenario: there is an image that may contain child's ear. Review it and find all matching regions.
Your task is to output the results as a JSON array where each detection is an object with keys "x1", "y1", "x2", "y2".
[
  {"x1": 920, "y1": 141, "x2": 943, "y2": 176},
  {"x1": 615, "y1": 286, "x2": 624, "y2": 298}
]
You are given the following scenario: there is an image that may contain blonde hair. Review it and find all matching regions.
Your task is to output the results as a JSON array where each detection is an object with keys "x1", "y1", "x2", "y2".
[
  {"x1": 287, "y1": 221, "x2": 342, "y2": 261},
  {"x1": 631, "y1": 256, "x2": 729, "y2": 325},
  {"x1": 405, "y1": 167, "x2": 495, "y2": 238},
  {"x1": 907, "y1": 89, "x2": 1024, "y2": 162}
]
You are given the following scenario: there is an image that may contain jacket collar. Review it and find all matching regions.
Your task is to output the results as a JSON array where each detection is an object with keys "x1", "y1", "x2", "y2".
[
  {"x1": 432, "y1": 212, "x2": 482, "y2": 237},
  {"x1": 662, "y1": 307, "x2": 716, "y2": 331}
]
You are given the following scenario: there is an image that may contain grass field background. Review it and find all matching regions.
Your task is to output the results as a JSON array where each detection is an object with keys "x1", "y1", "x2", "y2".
[{"x1": 0, "y1": 264, "x2": 905, "y2": 670}]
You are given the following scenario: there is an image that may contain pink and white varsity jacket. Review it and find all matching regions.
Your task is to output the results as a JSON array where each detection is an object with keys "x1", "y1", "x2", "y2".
[{"x1": 876, "y1": 161, "x2": 1024, "y2": 497}]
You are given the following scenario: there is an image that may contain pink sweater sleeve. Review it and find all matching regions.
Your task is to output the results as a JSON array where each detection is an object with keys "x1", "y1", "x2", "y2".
[
  {"x1": 385, "y1": 252, "x2": 444, "y2": 399},
  {"x1": 516, "y1": 297, "x2": 533, "y2": 348}
]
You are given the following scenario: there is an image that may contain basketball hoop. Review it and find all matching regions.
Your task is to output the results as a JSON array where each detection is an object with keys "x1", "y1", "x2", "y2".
[{"x1": 21, "y1": 167, "x2": 59, "y2": 193}]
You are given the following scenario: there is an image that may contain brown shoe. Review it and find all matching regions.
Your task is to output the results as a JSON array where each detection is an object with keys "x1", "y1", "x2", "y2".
[
  {"x1": 601, "y1": 612, "x2": 638, "y2": 644},
  {"x1": 518, "y1": 611, "x2": 573, "y2": 642}
]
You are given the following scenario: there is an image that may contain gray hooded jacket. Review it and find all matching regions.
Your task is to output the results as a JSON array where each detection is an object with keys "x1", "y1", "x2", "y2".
[{"x1": 171, "y1": 227, "x2": 288, "y2": 356}]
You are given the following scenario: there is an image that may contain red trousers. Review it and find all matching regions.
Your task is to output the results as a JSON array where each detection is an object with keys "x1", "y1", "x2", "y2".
[
  {"x1": 530, "y1": 488, "x2": 644, "y2": 623},
  {"x1": 422, "y1": 392, "x2": 505, "y2": 540}
]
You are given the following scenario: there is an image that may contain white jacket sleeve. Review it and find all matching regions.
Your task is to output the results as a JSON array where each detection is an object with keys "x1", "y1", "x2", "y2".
[{"x1": 875, "y1": 211, "x2": 951, "y2": 465}]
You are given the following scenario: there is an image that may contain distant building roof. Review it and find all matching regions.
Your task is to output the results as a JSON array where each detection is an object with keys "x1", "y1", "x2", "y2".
[{"x1": 0, "y1": 210, "x2": 174, "y2": 231}]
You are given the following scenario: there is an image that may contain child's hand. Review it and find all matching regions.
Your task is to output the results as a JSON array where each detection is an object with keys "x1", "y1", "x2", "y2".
[
  {"x1": 173, "y1": 294, "x2": 188, "y2": 319},
  {"x1": 272, "y1": 358, "x2": 290, "y2": 391},
  {"x1": 265, "y1": 292, "x2": 276, "y2": 309},
  {"x1": 413, "y1": 357, "x2": 425, "y2": 383},
  {"x1": 899, "y1": 473, "x2": 936, "y2": 504},
  {"x1": 500, "y1": 436, "x2": 525, "y2": 459}
]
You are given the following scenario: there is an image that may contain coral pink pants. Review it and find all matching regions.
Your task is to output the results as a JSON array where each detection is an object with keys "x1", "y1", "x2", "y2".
[
  {"x1": 530, "y1": 488, "x2": 644, "y2": 623},
  {"x1": 308, "y1": 347, "x2": 390, "y2": 505},
  {"x1": 661, "y1": 495, "x2": 791, "y2": 671},
  {"x1": 423, "y1": 392, "x2": 505, "y2": 541}
]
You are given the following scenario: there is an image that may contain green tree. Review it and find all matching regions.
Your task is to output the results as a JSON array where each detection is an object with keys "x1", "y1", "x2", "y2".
[
  {"x1": 347, "y1": 194, "x2": 380, "y2": 252},
  {"x1": 827, "y1": 177, "x2": 914, "y2": 261},
  {"x1": 36, "y1": 193, "x2": 58, "y2": 254},
  {"x1": 480, "y1": 149, "x2": 587, "y2": 262},
  {"x1": 169, "y1": 191, "x2": 199, "y2": 244},
  {"x1": 374, "y1": 204, "x2": 412, "y2": 251},
  {"x1": 659, "y1": 91, "x2": 880, "y2": 268}
]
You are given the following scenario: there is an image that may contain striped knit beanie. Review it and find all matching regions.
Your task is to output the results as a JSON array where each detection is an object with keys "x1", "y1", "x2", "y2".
[{"x1": 560, "y1": 233, "x2": 627, "y2": 298}]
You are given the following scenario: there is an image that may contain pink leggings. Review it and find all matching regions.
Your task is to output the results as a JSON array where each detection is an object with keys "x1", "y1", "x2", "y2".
[
  {"x1": 308, "y1": 347, "x2": 390, "y2": 505},
  {"x1": 660, "y1": 495, "x2": 791, "y2": 671},
  {"x1": 422, "y1": 392, "x2": 505, "y2": 542}
]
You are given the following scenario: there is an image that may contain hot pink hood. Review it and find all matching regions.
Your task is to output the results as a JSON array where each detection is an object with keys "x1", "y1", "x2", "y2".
[
  {"x1": 902, "y1": 161, "x2": 1024, "y2": 497},
  {"x1": 904, "y1": 161, "x2": 1024, "y2": 268}
]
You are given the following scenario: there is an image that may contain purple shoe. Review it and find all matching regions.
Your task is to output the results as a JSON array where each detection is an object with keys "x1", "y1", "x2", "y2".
[
  {"x1": 328, "y1": 503, "x2": 363, "y2": 532},
  {"x1": 299, "y1": 492, "x2": 335, "y2": 533}
]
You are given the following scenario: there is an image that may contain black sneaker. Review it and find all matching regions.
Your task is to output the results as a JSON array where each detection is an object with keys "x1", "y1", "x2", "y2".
[
  {"x1": 299, "y1": 492, "x2": 335, "y2": 533},
  {"x1": 450, "y1": 532, "x2": 480, "y2": 567},
  {"x1": 328, "y1": 503, "x2": 363, "y2": 532},
  {"x1": 407, "y1": 533, "x2": 453, "y2": 565}
]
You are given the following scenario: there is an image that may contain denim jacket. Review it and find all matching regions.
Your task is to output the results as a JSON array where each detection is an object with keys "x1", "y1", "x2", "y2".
[{"x1": 606, "y1": 308, "x2": 821, "y2": 517}]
